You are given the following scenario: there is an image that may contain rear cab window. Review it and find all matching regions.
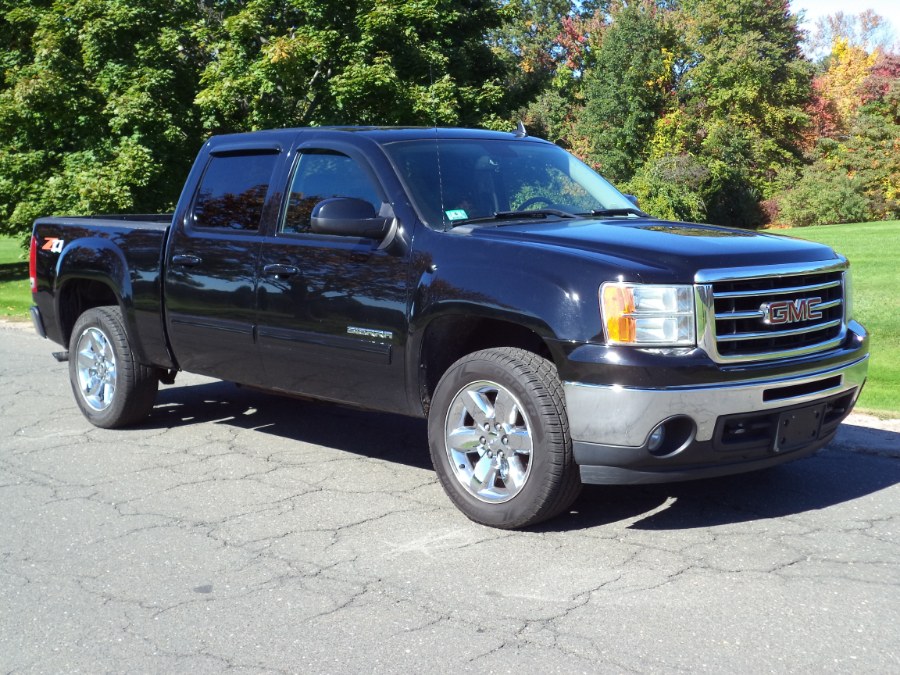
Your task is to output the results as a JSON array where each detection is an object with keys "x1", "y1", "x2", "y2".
[{"x1": 192, "y1": 152, "x2": 280, "y2": 232}]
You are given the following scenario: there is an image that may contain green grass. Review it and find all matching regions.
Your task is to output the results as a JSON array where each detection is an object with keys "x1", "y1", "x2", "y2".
[
  {"x1": 4, "y1": 220, "x2": 898, "y2": 414},
  {"x1": 777, "y1": 220, "x2": 900, "y2": 416},
  {"x1": 0, "y1": 236, "x2": 29, "y2": 320}
]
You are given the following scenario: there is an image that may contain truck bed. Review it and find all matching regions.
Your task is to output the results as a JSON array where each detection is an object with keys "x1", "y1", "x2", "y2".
[{"x1": 31, "y1": 214, "x2": 174, "y2": 368}]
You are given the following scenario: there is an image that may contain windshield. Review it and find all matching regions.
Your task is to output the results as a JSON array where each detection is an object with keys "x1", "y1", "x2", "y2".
[{"x1": 382, "y1": 138, "x2": 638, "y2": 229}]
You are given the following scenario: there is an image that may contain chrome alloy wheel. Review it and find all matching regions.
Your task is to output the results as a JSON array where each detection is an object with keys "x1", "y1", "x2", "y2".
[
  {"x1": 444, "y1": 380, "x2": 534, "y2": 503},
  {"x1": 75, "y1": 326, "x2": 118, "y2": 412}
]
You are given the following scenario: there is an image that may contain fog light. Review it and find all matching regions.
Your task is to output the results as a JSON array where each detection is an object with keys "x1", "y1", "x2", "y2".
[{"x1": 648, "y1": 425, "x2": 666, "y2": 452}]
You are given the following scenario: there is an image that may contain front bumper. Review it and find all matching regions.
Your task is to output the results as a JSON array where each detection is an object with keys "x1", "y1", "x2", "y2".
[{"x1": 563, "y1": 349, "x2": 868, "y2": 485}]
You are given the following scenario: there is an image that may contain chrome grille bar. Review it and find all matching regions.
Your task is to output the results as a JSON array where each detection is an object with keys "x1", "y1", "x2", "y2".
[
  {"x1": 712, "y1": 279, "x2": 841, "y2": 300},
  {"x1": 716, "y1": 319, "x2": 842, "y2": 342},
  {"x1": 715, "y1": 298, "x2": 842, "y2": 322}
]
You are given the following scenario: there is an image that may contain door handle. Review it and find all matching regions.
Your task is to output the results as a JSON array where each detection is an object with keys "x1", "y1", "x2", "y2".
[
  {"x1": 172, "y1": 254, "x2": 202, "y2": 266},
  {"x1": 263, "y1": 263, "x2": 299, "y2": 278}
]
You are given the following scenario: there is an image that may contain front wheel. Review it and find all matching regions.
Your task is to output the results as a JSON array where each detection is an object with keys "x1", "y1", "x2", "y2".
[
  {"x1": 428, "y1": 348, "x2": 581, "y2": 529},
  {"x1": 68, "y1": 306, "x2": 158, "y2": 428}
]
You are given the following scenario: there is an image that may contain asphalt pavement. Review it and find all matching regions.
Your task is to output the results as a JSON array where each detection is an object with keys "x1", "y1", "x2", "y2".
[{"x1": 1, "y1": 319, "x2": 898, "y2": 673}]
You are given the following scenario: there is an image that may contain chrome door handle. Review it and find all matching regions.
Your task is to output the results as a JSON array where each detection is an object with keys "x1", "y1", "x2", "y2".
[
  {"x1": 172, "y1": 254, "x2": 202, "y2": 266},
  {"x1": 263, "y1": 263, "x2": 299, "y2": 278}
]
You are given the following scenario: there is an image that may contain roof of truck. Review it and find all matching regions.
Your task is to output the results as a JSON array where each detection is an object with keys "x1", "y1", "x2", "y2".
[{"x1": 205, "y1": 126, "x2": 551, "y2": 148}]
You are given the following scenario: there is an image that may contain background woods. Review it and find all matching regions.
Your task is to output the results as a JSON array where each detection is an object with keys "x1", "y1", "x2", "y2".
[{"x1": 1, "y1": 0, "x2": 898, "y2": 238}]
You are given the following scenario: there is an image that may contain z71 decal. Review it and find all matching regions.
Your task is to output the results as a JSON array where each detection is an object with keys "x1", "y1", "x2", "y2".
[{"x1": 41, "y1": 237, "x2": 65, "y2": 253}]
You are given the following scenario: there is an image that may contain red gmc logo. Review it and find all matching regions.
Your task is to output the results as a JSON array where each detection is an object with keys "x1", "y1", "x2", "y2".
[{"x1": 761, "y1": 297, "x2": 823, "y2": 325}]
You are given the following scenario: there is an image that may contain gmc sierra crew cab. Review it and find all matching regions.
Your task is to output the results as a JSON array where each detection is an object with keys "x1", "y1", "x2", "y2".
[{"x1": 29, "y1": 126, "x2": 869, "y2": 528}]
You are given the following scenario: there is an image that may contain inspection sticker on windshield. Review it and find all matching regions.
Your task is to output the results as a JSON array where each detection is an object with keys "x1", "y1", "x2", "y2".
[{"x1": 445, "y1": 209, "x2": 468, "y2": 221}]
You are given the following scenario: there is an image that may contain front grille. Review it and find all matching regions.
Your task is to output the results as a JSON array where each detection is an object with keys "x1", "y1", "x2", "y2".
[{"x1": 697, "y1": 261, "x2": 847, "y2": 363}]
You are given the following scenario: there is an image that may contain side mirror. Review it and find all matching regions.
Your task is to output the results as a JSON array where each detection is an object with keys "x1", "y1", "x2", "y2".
[
  {"x1": 624, "y1": 194, "x2": 640, "y2": 208},
  {"x1": 310, "y1": 197, "x2": 390, "y2": 239}
]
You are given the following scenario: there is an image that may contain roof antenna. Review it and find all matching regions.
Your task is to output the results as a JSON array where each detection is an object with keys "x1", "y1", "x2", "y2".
[
  {"x1": 430, "y1": 63, "x2": 447, "y2": 228},
  {"x1": 514, "y1": 120, "x2": 527, "y2": 138}
]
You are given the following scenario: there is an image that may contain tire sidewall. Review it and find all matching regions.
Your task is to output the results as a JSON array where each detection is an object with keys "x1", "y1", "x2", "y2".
[
  {"x1": 68, "y1": 308, "x2": 131, "y2": 428},
  {"x1": 428, "y1": 351, "x2": 567, "y2": 528}
]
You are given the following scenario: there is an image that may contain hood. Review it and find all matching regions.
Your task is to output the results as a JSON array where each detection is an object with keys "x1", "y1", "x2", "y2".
[{"x1": 462, "y1": 218, "x2": 839, "y2": 280}]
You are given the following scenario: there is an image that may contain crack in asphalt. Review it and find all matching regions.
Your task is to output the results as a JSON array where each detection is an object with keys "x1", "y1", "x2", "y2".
[{"x1": 1, "y1": 322, "x2": 898, "y2": 672}]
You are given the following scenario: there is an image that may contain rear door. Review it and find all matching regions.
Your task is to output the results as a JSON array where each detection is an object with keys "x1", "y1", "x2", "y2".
[
  {"x1": 164, "y1": 147, "x2": 281, "y2": 385},
  {"x1": 255, "y1": 143, "x2": 411, "y2": 411}
]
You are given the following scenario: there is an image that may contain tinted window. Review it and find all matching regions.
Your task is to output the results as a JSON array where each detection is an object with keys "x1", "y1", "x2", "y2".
[
  {"x1": 383, "y1": 139, "x2": 635, "y2": 228},
  {"x1": 192, "y1": 153, "x2": 278, "y2": 231},
  {"x1": 281, "y1": 151, "x2": 381, "y2": 233}
]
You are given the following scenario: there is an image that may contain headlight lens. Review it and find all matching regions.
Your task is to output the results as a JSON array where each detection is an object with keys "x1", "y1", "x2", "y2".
[{"x1": 600, "y1": 282, "x2": 696, "y2": 346}]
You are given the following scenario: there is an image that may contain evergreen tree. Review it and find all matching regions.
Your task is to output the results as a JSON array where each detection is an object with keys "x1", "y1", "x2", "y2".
[
  {"x1": 575, "y1": 1, "x2": 675, "y2": 182},
  {"x1": 672, "y1": 0, "x2": 812, "y2": 224}
]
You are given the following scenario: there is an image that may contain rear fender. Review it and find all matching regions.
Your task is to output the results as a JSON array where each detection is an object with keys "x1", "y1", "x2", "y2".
[{"x1": 54, "y1": 238, "x2": 150, "y2": 362}]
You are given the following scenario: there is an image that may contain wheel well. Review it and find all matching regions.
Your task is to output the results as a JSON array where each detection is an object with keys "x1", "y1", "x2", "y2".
[
  {"x1": 419, "y1": 315, "x2": 552, "y2": 413},
  {"x1": 58, "y1": 280, "x2": 119, "y2": 345}
]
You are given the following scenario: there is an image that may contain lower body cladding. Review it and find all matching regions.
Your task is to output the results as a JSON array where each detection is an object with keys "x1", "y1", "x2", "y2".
[{"x1": 564, "y1": 355, "x2": 869, "y2": 484}]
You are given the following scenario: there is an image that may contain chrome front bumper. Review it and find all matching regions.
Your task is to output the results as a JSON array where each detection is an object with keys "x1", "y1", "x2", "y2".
[
  {"x1": 563, "y1": 348, "x2": 868, "y2": 485},
  {"x1": 563, "y1": 353, "x2": 869, "y2": 450}
]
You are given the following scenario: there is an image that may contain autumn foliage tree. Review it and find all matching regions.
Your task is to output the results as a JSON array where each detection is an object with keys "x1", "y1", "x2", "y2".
[{"x1": 780, "y1": 45, "x2": 900, "y2": 227}]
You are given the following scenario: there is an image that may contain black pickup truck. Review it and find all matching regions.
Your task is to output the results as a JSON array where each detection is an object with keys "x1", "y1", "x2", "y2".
[{"x1": 29, "y1": 126, "x2": 869, "y2": 528}]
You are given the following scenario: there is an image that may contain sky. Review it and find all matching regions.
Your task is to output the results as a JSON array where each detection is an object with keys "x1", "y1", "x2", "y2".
[{"x1": 790, "y1": 1, "x2": 900, "y2": 47}]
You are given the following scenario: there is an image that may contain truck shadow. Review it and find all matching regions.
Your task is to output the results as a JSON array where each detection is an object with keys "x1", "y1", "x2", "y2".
[
  {"x1": 148, "y1": 380, "x2": 899, "y2": 530},
  {"x1": 543, "y1": 429, "x2": 900, "y2": 531},
  {"x1": 553, "y1": 450, "x2": 900, "y2": 532},
  {"x1": 148, "y1": 380, "x2": 432, "y2": 471}
]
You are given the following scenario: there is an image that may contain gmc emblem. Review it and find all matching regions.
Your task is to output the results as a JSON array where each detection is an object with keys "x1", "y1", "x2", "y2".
[{"x1": 761, "y1": 297, "x2": 823, "y2": 325}]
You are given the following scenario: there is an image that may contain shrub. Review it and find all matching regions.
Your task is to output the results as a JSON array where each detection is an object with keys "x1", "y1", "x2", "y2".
[
  {"x1": 779, "y1": 165, "x2": 871, "y2": 227},
  {"x1": 623, "y1": 154, "x2": 708, "y2": 223}
]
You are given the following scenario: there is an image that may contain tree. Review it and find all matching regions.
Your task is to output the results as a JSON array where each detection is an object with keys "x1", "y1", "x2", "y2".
[
  {"x1": 780, "y1": 47, "x2": 899, "y2": 227},
  {"x1": 0, "y1": 0, "x2": 205, "y2": 239},
  {"x1": 575, "y1": 1, "x2": 675, "y2": 182},
  {"x1": 806, "y1": 38, "x2": 876, "y2": 142},
  {"x1": 193, "y1": 0, "x2": 509, "y2": 131},
  {"x1": 672, "y1": 0, "x2": 812, "y2": 198},
  {"x1": 513, "y1": 5, "x2": 607, "y2": 150},
  {"x1": 0, "y1": 0, "x2": 512, "y2": 241},
  {"x1": 806, "y1": 10, "x2": 895, "y2": 61}
]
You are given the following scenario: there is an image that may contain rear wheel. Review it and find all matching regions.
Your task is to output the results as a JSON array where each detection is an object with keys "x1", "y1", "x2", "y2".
[
  {"x1": 69, "y1": 306, "x2": 158, "y2": 428},
  {"x1": 428, "y1": 347, "x2": 581, "y2": 529}
]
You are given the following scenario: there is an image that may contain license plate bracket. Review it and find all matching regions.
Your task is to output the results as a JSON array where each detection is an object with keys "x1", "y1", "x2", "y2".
[{"x1": 774, "y1": 403, "x2": 826, "y2": 453}]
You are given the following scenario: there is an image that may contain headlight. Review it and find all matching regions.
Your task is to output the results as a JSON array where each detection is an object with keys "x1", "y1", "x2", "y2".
[{"x1": 600, "y1": 282, "x2": 696, "y2": 346}]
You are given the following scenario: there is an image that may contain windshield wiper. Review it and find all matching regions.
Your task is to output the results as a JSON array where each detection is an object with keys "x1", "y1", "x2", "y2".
[
  {"x1": 581, "y1": 207, "x2": 648, "y2": 218},
  {"x1": 494, "y1": 209, "x2": 577, "y2": 220},
  {"x1": 448, "y1": 209, "x2": 577, "y2": 228}
]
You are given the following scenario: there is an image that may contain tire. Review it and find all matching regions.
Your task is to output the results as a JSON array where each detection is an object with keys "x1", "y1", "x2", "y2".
[
  {"x1": 428, "y1": 347, "x2": 581, "y2": 529},
  {"x1": 68, "y1": 306, "x2": 158, "y2": 428}
]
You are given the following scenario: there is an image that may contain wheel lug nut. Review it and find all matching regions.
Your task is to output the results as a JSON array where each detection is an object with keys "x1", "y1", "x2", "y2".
[
  {"x1": 479, "y1": 437, "x2": 486, "y2": 445},
  {"x1": 502, "y1": 435, "x2": 509, "y2": 444}
]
